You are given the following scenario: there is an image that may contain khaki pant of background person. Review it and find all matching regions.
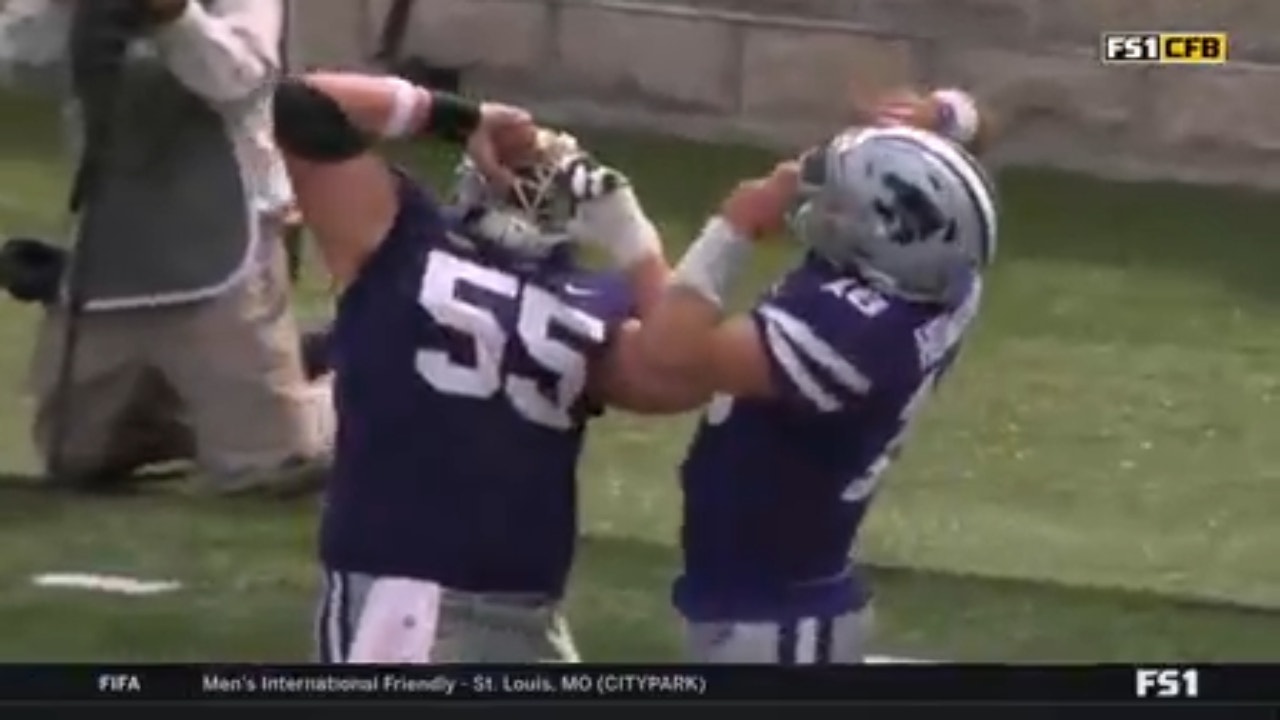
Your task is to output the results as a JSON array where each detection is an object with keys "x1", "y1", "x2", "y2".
[{"x1": 27, "y1": 220, "x2": 332, "y2": 493}]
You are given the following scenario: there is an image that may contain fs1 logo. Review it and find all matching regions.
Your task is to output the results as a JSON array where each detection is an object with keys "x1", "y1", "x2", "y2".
[
  {"x1": 1135, "y1": 668, "x2": 1200, "y2": 699},
  {"x1": 1101, "y1": 32, "x2": 1228, "y2": 65}
]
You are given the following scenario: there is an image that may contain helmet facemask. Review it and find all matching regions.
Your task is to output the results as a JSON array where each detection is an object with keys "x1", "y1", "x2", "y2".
[
  {"x1": 788, "y1": 132, "x2": 884, "y2": 279},
  {"x1": 452, "y1": 130, "x2": 582, "y2": 259}
]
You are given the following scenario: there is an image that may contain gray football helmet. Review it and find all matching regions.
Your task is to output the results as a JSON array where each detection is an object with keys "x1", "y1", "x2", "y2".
[
  {"x1": 788, "y1": 125, "x2": 997, "y2": 305},
  {"x1": 452, "y1": 130, "x2": 594, "y2": 259}
]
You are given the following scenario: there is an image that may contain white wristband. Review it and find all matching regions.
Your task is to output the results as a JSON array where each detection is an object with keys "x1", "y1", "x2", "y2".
[
  {"x1": 671, "y1": 217, "x2": 750, "y2": 307},
  {"x1": 382, "y1": 77, "x2": 421, "y2": 139}
]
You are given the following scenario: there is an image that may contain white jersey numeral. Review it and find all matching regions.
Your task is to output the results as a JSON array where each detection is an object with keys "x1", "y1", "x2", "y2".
[
  {"x1": 415, "y1": 250, "x2": 606, "y2": 430},
  {"x1": 822, "y1": 279, "x2": 889, "y2": 317}
]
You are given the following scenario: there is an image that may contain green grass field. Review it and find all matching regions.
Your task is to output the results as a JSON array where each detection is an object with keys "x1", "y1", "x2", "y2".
[{"x1": 1, "y1": 92, "x2": 1280, "y2": 662}]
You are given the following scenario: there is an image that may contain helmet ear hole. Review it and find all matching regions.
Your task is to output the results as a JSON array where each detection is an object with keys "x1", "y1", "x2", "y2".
[{"x1": 798, "y1": 144, "x2": 830, "y2": 188}]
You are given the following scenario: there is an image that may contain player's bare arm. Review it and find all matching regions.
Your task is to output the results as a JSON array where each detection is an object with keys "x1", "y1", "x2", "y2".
[
  {"x1": 562, "y1": 149, "x2": 802, "y2": 411},
  {"x1": 272, "y1": 72, "x2": 532, "y2": 285},
  {"x1": 526, "y1": 151, "x2": 703, "y2": 414},
  {"x1": 558, "y1": 167, "x2": 713, "y2": 414},
  {"x1": 586, "y1": 252, "x2": 697, "y2": 412},
  {"x1": 628, "y1": 163, "x2": 800, "y2": 401}
]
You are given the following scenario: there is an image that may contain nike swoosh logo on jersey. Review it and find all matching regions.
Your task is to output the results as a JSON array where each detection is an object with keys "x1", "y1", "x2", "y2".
[{"x1": 564, "y1": 283, "x2": 596, "y2": 297}]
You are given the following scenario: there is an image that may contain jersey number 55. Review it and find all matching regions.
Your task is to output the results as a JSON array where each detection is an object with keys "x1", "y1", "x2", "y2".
[{"x1": 415, "y1": 250, "x2": 607, "y2": 431}]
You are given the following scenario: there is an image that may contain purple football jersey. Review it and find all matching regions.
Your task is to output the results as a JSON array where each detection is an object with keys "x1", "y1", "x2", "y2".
[
  {"x1": 675, "y1": 255, "x2": 982, "y2": 622},
  {"x1": 320, "y1": 172, "x2": 634, "y2": 597}
]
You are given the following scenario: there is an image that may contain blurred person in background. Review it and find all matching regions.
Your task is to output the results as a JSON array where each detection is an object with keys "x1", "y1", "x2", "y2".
[{"x1": 0, "y1": 0, "x2": 331, "y2": 495}]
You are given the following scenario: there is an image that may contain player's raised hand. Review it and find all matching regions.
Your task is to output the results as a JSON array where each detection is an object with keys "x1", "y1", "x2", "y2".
[
  {"x1": 465, "y1": 103, "x2": 535, "y2": 191},
  {"x1": 553, "y1": 140, "x2": 661, "y2": 269},
  {"x1": 558, "y1": 156, "x2": 628, "y2": 204},
  {"x1": 864, "y1": 86, "x2": 983, "y2": 149},
  {"x1": 719, "y1": 161, "x2": 799, "y2": 240},
  {"x1": 867, "y1": 87, "x2": 936, "y2": 129},
  {"x1": 515, "y1": 130, "x2": 629, "y2": 203}
]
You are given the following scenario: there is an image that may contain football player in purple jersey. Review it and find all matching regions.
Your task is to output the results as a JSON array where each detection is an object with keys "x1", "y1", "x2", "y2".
[
  {"x1": 271, "y1": 71, "x2": 699, "y2": 664},
  {"x1": 630, "y1": 94, "x2": 998, "y2": 664}
]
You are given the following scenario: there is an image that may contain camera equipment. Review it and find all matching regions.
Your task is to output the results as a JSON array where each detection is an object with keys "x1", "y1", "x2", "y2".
[
  {"x1": 0, "y1": 238, "x2": 67, "y2": 305},
  {"x1": 0, "y1": 0, "x2": 147, "y2": 305}
]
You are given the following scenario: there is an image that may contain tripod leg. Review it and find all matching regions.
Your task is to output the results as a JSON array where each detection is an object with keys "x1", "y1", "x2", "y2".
[
  {"x1": 284, "y1": 212, "x2": 305, "y2": 284},
  {"x1": 45, "y1": 192, "x2": 94, "y2": 486},
  {"x1": 45, "y1": 248, "x2": 88, "y2": 486}
]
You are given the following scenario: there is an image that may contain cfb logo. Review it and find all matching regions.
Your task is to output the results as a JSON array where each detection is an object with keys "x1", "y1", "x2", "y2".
[{"x1": 1101, "y1": 32, "x2": 1228, "y2": 65}]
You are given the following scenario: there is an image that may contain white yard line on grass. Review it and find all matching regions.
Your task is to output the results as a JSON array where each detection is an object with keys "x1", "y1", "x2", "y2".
[
  {"x1": 31, "y1": 573, "x2": 182, "y2": 596},
  {"x1": 866, "y1": 655, "x2": 934, "y2": 664}
]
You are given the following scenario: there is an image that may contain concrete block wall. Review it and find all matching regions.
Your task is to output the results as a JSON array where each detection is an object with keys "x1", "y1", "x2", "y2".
[{"x1": 291, "y1": 0, "x2": 1280, "y2": 188}]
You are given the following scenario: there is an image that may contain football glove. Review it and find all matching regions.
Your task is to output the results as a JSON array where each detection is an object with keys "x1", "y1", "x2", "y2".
[{"x1": 555, "y1": 149, "x2": 661, "y2": 269}]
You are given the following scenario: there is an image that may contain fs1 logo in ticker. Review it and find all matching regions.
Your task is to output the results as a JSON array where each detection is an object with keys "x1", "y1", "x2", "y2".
[
  {"x1": 1135, "y1": 668, "x2": 1200, "y2": 699},
  {"x1": 1101, "y1": 32, "x2": 1229, "y2": 65}
]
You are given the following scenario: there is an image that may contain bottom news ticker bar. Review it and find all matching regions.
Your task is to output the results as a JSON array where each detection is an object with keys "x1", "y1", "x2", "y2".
[{"x1": 0, "y1": 665, "x2": 1273, "y2": 703}]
